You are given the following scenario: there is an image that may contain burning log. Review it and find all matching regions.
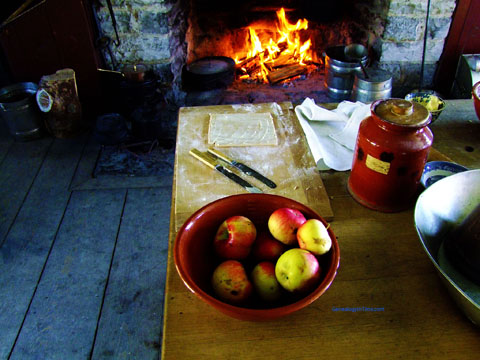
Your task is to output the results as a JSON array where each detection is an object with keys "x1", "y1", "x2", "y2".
[
  {"x1": 265, "y1": 53, "x2": 296, "y2": 69},
  {"x1": 235, "y1": 50, "x2": 267, "y2": 69},
  {"x1": 266, "y1": 64, "x2": 307, "y2": 84},
  {"x1": 233, "y1": 8, "x2": 316, "y2": 84},
  {"x1": 236, "y1": 56, "x2": 263, "y2": 78}
]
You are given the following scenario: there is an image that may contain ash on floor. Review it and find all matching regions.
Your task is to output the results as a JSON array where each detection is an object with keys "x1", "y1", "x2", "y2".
[{"x1": 93, "y1": 140, "x2": 175, "y2": 178}]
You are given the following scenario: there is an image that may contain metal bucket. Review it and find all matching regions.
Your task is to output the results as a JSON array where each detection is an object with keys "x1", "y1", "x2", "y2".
[
  {"x1": 352, "y1": 69, "x2": 393, "y2": 103},
  {"x1": 324, "y1": 45, "x2": 368, "y2": 100},
  {"x1": 0, "y1": 82, "x2": 43, "y2": 141}
]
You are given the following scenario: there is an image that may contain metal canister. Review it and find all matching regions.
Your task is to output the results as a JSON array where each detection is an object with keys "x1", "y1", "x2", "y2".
[
  {"x1": 348, "y1": 99, "x2": 433, "y2": 212},
  {"x1": 0, "y1": 82, "x2": 43, "y2": 141},
  {"x1": 351, "y1": 68, "x2": 392, "y2": 103},
  {"x1": 324, "y1": 45, "x2": 367, "y2": 100}
]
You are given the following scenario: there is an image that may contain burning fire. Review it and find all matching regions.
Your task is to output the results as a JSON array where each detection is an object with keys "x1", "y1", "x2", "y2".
[{"x1": 235, "y1": 8, "x2": 316, "y2": 84}]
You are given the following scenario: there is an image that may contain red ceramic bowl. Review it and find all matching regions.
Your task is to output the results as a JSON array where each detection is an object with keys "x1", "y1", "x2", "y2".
[
  {"x1": 473, "y1": 81, "x2": 480, "y2": 121},
  {"x1": 174, "y1": 193, "x2": 340, "y2": 321}
]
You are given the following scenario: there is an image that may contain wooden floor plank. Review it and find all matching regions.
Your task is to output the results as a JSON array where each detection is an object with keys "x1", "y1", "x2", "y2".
[
  {"x1": 0, "y1": 137, "x2": 87, "y2": 358},
  {"x1": 9, "y1": 189, "x2": 127, "y2": 360},
  {"x1": 91, "y1": 187, "x2": 171, "y2": 359},
  {"x1": 0, "y1": 136, "x2": 13, "y2": 165},
  {"x1": 0, "y1": 138, "x2": 53, "y2": 244}
]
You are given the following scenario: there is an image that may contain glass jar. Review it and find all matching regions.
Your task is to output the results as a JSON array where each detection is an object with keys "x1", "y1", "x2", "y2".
[{"x1": 348, "y1": 98, "x2": 433, "y2": 212}]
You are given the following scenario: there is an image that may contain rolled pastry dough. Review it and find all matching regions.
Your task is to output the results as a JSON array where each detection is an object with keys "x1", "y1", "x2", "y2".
[{"x1": 208, "y1": 113, "x2": 278, "y2": 147}]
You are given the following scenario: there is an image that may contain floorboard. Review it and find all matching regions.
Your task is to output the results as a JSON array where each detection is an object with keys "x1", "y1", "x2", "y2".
[
  {"x1": 0, "y1": 138, "x2": 53, "y2": 244},
  {"x1": 91, "y1": 187, "x2": 171, "y2": 359},
  {"x1": 0, "y1": 137, "x2": 13, "y2": 165},
  {"x1": 0, "y1": 137, "x2": 87, "y2": 358},
  {"x1": 0, "y1": 131, "x2": 173, "y2": 359},
  {"x1": 9, "y1": 189, "x2": 127, "y2": 359}
]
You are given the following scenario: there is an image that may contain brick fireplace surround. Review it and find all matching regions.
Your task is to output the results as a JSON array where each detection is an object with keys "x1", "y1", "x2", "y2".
[{"x1": 96, "y1": 0, "x2": 456, "y2": 106}]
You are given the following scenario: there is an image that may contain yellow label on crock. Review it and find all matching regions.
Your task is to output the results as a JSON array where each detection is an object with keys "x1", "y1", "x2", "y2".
[{"x1": 366, "y1": 154, "x2": 390, "y2": 175}]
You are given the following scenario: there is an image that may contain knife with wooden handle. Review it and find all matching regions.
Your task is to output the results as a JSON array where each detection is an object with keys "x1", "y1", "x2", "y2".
[
  {"x1": 189, "y1": 149, "x2": 263, "y2": 194},
  {"x1": 207, "y1": 148, "x2": 277, "y2": 188}
]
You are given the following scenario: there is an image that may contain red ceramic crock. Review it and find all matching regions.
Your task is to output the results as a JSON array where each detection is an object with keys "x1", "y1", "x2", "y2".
[
  {"x1": 473, "y1": 81, "x2": 480, "y2": 121},
  {"x1": 348, "y1": 99, "x2": 433, "y2": 212}
]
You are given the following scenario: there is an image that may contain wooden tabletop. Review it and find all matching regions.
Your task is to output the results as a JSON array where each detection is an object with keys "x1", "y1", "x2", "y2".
[{"x1": 162, "y1": 100, "x2": 480, "y2": 359}]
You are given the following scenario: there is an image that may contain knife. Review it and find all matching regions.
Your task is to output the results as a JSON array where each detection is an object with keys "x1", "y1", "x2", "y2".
[
  {"x1": 189, "y1": 149, "x2": 263, "y2": 194},
  {"x1": 207, "y1": 148, "x2": 277, "y2": 189}
]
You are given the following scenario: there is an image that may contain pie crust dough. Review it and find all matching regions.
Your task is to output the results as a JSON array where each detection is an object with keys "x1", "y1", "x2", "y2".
[{"x1": 208, "y1": 113, "x2": 278, "y2": 147}]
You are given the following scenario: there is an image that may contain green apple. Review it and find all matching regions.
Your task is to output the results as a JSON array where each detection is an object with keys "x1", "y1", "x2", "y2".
[
  {"x1": 297, "y1": 218, "x2": 332, "y2": 255},
  {"x1": 251, "y1": 261, "x2": 283, "y2": 302},
  {"x1": 275, "y1": 248, "x2": 321, "y2": 292},
  {"x1": 211, "y1": 260, "x2": 253, "y2": 304},
  {"x1": 268, "y1": 208, "x2": 307, "y2": 245}
]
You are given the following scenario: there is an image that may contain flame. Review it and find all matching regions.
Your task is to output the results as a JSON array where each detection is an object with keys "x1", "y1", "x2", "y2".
[{"x1": 235, "y1": 8, "x2": 313, "y2": 83}]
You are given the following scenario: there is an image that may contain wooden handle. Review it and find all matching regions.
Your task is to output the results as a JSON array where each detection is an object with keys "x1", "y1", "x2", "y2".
[
  {"x1": 189, "y1": 149, "x2": 217, "y2": 169},
  {"x1": 207, "y1": 148, "x2": 233, "y2": 164}
]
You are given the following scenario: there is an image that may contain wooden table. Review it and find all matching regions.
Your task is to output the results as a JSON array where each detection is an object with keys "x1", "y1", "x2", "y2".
[{"x1": 162, "y1": 100, "x2": 480, "y2": 359}]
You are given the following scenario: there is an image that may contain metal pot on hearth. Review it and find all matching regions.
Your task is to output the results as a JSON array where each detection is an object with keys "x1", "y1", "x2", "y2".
[{"x1": 324, "y1": 45, "x2": 368, "y2": 100}]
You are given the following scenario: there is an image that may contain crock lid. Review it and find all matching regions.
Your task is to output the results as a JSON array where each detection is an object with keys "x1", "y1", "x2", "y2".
[{"x1": 374, "y1": 98, "x2": 431, "y2": 127}]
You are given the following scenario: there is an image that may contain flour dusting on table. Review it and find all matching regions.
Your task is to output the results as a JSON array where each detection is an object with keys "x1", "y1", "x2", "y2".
[{"x1": 174, "y1": 102, "x2": 332, "y2": 224}]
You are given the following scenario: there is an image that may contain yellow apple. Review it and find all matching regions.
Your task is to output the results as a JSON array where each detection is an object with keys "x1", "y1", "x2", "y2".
[
  {"x1": 297, "y1": 218, "x2": 332, "y2": 255},
  {"x1": 275, "y1": 248, "x2": 321, "y2": 292},
  {"x1": 251, "y1": 261, "x2": 283, "y2": 302}
]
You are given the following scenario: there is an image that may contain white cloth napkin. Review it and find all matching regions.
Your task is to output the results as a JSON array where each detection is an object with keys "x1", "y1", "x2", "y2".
[{"x1": 295, "y1": 98, "x2": 371, "y2": 171}]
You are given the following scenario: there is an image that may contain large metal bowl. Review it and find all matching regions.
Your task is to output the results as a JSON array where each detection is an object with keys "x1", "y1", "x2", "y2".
[{"x1": 414, "y1": 169, "x2": 480, "y2": 325}]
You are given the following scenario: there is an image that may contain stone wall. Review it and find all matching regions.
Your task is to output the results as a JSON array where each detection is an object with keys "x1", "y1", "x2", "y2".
[
  {"x1": 379, "y1": 0, "x2": 457, "y2": 95},
  {"x1": 95, "y1": 0, "x2": 457, "y2": 103},
  {"x1": 95, "y1": 0, "x2": 187, "y2": 103}
]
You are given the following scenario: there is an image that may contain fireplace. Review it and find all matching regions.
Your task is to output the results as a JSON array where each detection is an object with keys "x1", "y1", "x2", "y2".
[
  {"x1": 181, "y1": 0, "x2": 389, "y2": 104},
  {"x1": 185, "y1": 0, "x2": 385, "y2": 65},
  {"x1": 94, "y1": 0, "x2": 456, "y2": 107}
]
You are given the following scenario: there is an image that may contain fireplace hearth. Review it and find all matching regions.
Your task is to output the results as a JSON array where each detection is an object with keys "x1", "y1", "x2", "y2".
[
  {"x1": 95, "y1": 0, "x2": 456, "y2": 106},
  {"x1": 181, "y1": 0, "x2": 387, "y2": 104},
  {"x1": 185, "y1": 1, "x2": 381, "y2": 64}
]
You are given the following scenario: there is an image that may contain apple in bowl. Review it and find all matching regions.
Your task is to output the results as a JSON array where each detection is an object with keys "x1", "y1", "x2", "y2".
[
  {"x1": 251, "y1": 231, "x2": 287, "y2": 261},
  {"x1": 268, "y1": 207, "x2": 307, "y2": 245},
  {"x1": 211, "y1": 260, "x2": 253, "y2": 304},
  {"x1": 297, "y1": 219, "x2": 332, "y2": 255},
  {"x1": 213, "y1": 215, "x2": 257, "y2": 259},
  {"x1": 251, "y1": 261, "x2": 283, "y2": 302},
  {"x1": 275, "y1": 248, "x2": 321, "y2": 293}
]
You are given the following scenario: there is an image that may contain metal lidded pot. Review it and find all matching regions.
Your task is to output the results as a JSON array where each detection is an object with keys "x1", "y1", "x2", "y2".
[
  {"x1": 348, "y1": 98, "x2": 433, "y2": 212},
  {"x1": 324, "y1": 45, "x2": 368, "y2": 101},
  {"x1": 351, "y1": 68, "x2": 393, "y2": 103}
]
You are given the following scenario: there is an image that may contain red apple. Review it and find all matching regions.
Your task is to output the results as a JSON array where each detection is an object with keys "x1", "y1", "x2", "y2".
[
  {"x1": 268, "y1": 208, "x2": 307, "y2": 245},
  {"x1": 275, "y1": 248, "x2": 321, "y2": 293},
  {"x1": 297, "y1": 218, "x2": 332, "y2": 255},
  {"x1": 251, "y1": 261, "x2": 283, "y2": 302},
  {"x1": 211, "y1": 260, "x2": 253, "y2": 304},
  {"x1": 251, "y1": 231, "x2": 287, "y2": 261},
  {"x1": 213, "y1": 215, "x2": 257, "y2": 259}
]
